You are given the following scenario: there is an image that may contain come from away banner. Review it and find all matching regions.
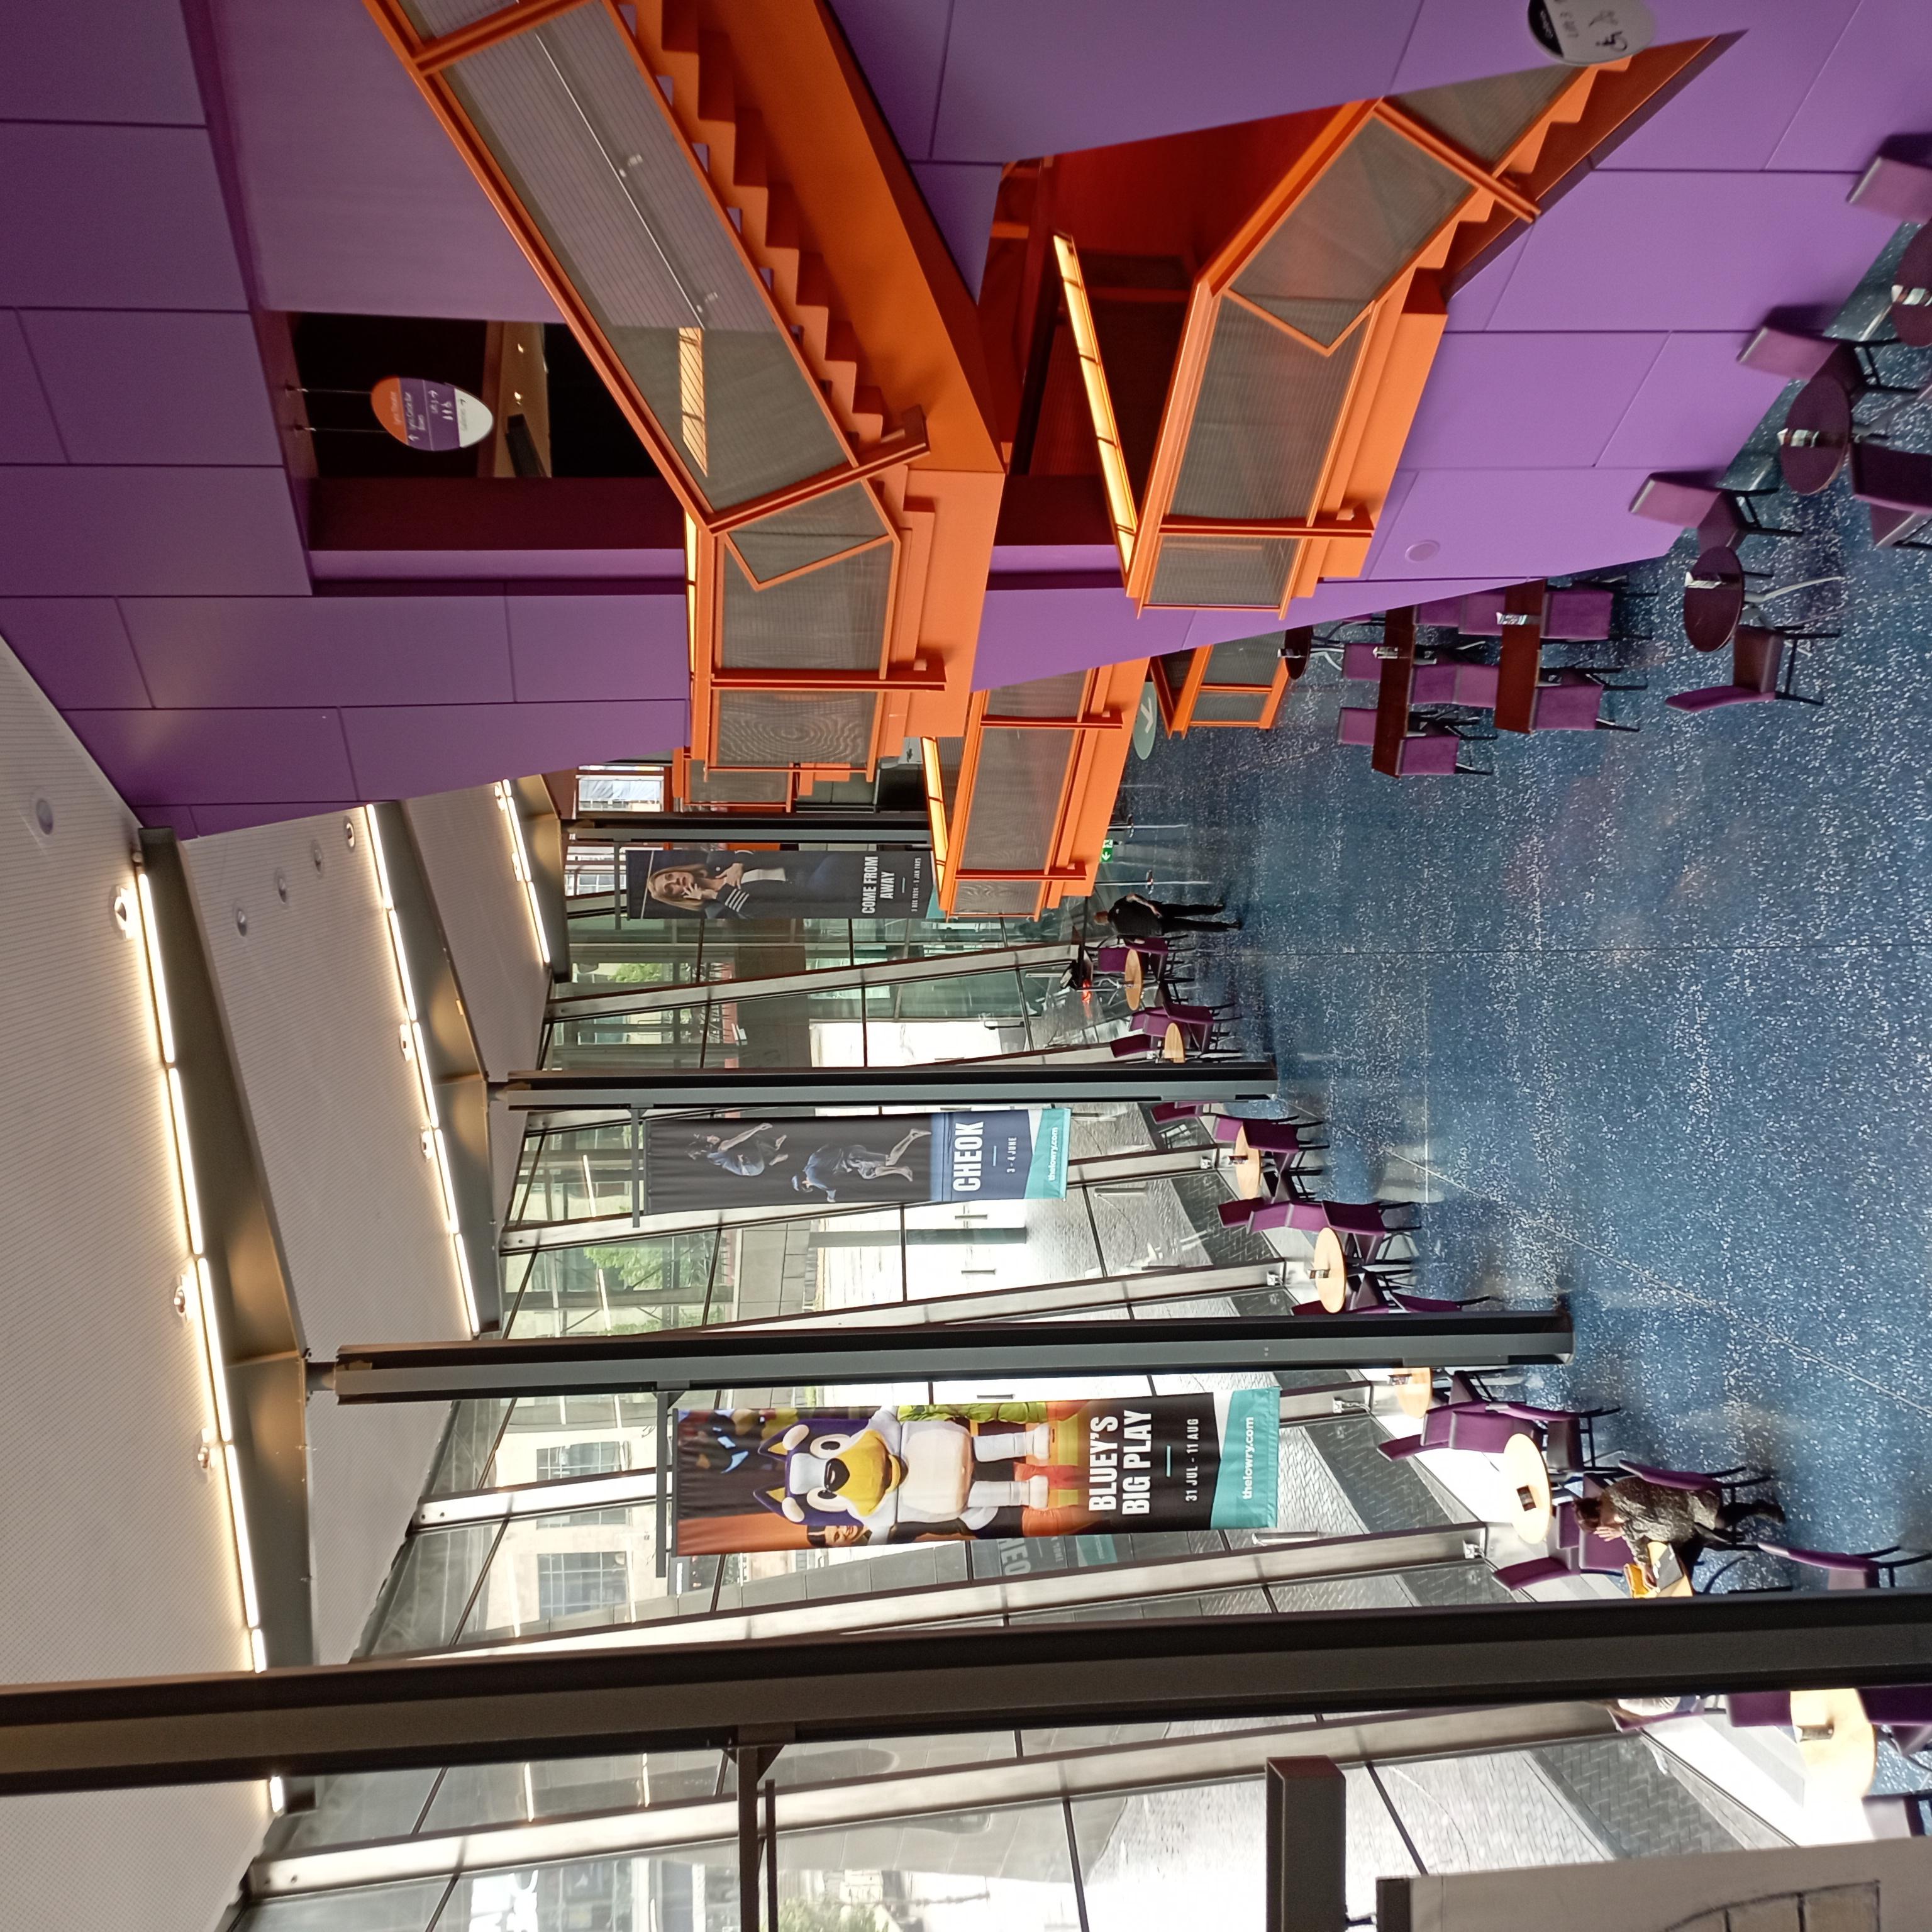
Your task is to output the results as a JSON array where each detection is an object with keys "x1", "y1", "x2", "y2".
[
  {"x1": 641, "y1": 1108, "x2": 1069, "y2": 1212},
  {"x1": 672, "y1": 1392, "x2": 1282, "y2": 1552}
]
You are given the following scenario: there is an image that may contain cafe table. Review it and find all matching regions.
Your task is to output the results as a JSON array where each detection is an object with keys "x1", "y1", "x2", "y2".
[
  {"x1": 1308, "y1": 1226, "x2": 1349, "y2": 1312},
  {"x1": 1160, "y1": 1022, "x2": 1186, "y2": 1063},
  {"x1": 1228, "y1": 1133, "x2": 1267, "y2": 1199},
  {"x1": 1681, "y1": 545, "x2": 1747, "y2": 653},
  {"x1": 1777, "y1": 371, "x2": 1854, "y2": 495},
  {"x1": 1790, "y1": 1688, "x2": 1877, "y2": 1802},
  {"x1": 1500, "y1": 1429, "x2": 1553, "y2": 1544},
  {"x1": 1391, "y1": 1367, "x2": 1435, "y2": 1418}
]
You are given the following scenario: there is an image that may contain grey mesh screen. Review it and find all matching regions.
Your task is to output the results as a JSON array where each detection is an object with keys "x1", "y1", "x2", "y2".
[
  {"x1": 719, "y1": 544, "x2": 891, "y2": 671},
  {"x1": 1232, "y1": 118, "x2": 1470, "y2": 345},
  {"x1": 1189, "y1": 690, "x2": 1271, "y2": 723},
  {"x1": 1394, "y1": 64, "x2": 1574, "y2": 166},
  {"x1": 959, "y1": 730, "x2": 1075, "y2": 872},
  {"x1": 1169, "y1": 300, "x2": 1364, "y2": 523},
  {"x1": 1157, "y1": 649, "x2": 1196, "y2": 682},
  {"x1": 951, "y1": 880, "x2": 1052, "y2": 917},
  {"x1": 985, "y1": 673, "x2": 1087, "y2": 719},
  {"x1": 1150, "y1": 536, "x2": 1300, "y2": 609},
  {"x1": 730, "y1": 484, "x2": 888, "y2": 586},
  {"x1": 447, "y1": 10, "x2": 849, "y2": 508},
  {"x1": 683, "y1": 763, "x2": 790, "y2": 804},
  {"x1": 713, "y1": 692, "x2": 875, "y2": 769},
  {"x1": 1204, "y1": 635, "x2": 1285, "y2": 684}
]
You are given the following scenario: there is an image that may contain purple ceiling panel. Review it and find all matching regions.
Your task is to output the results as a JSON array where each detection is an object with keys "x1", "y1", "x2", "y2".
[
  {"x1": 1372, "y1": 466, "x2": 1672, "y2": 581},
  {"x1": 1597, "y1": 331, "x2": 1763, "y2": 470},
  {"x1": 120, "y1": 596, "x2": 516, "y2": 709},
  {"x1": 0, "y1": 470, "x2": 309, "y2": 596},
  {"x1": 1389, "y1": 0, "x2": 1584, "y2": 92},
  {"x1": 506, "y1": 594, "x2": 690, "y2": 703},
  {"x1": 21, "y1": 311, "x2": 282, "y2": 468},
  {"x1": 205, "y1": 0, "x2": 560, "y2": 322},
  {"x1": 1443, "y1": 233, "x2": 1530, "y2": 334},
  {"x1": 0, "y1": 126, "x2": 247, "y2": 311},
  {"x1": 909, "y1": 162, "x2": 1003, "y2": 295},
  {"x1": 1402, "y1": 333, "x2": 1667, "y2": 470},
  {"x1": 971, "y1": 584, "x2": 1192, "y2": 690},
  {"x1": 0, "y1": 314, "x2": 65, "y2": 464},
  {"x1": 310, "y1": 548, "x2": 687, "y2": 581},
  {"x1": 0, "y1": 599, "x2": 152, "y2": 710},
  {"x1": 1769, "y1": 0, "x2": 1932, "y2": 170},
  {"x1": 1594, "y1": 1, "x2": 1860, "y2": 170},
  {"x1": 67, "y1": 705, "x2": 357, "y2": 806},
  {"x1": 1488, "y1": 168, "x2": 1872, "y2": 331},
  {"x1": 0, "y1": 0, "x2": 206, "y2": 126},
  {"x1": 927, "y1": 1, "x2": 1421, "y2": 165},
  {"x1": 829, "y1": 0, "x2": 954, "y2": 164},
  {"x1": 340, "y1": 699, "x2": 690, "y2": 799},
  {"x1": 1277, "y1": 575, "x2": 1517, "y2": 631}
]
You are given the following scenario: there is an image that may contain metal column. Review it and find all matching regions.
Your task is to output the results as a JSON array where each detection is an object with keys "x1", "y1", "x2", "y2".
[
  {"x1": 316, "y1": 1307, "x2": 1575, "y2": 1402},
  {"x1": 4, "y1": 1594, "x2": 1931, "y2": 1795}
]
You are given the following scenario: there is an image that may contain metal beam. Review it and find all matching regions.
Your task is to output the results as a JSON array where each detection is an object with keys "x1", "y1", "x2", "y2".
[
  {"x1": 502, "y1": 1060, "x2": 1279, "y2": 1109},
  {"x1": 548, "y1": 942, "x2": 1078, "y2": 1017},
  {"x1": 1267, "y1": 1758, "x2": 1347, "y2": 1932},
  {"x1": 6, "y1": 1594, "x2": 1932, "y2": 1796},
  {"x1": 570, "y1": 812, "x2": 932, "y2": 845},
  {"x1": 246, "y1": 1699, "x2": 1611, "y2": 1897},
  {"x1": 318, "y1": 1308, "x2": 1575, "y2": 1402}
]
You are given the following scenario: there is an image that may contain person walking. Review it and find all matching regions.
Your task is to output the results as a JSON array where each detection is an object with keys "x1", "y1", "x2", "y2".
[{"x1": 1093, "y1": 891, "x2": 1239, "y2": 937}]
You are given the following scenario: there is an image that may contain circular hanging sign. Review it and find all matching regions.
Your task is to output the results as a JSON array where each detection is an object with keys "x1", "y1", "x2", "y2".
[
  {"x1": 1528, "y1": 0, "x2": 1655, "y2": 64},
  {"x1": 370, "y1": 375, "x2": 494, "y2": 452}
]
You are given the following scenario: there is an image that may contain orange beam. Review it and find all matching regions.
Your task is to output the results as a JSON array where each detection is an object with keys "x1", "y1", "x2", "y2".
[
  {"x1": 1162, "y1": 513, "x2": 1372, "y2": 541},
  {"x1": 415, "y1": 0, "x2": 592, "y2": 74},
  {"x1": 711, "y1": 668, "x2": 948, "y2": 692}
]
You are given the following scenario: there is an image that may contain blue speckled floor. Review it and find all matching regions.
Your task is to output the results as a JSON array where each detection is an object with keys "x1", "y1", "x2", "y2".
[{"x1": 1105, "y1": 372, "x2": 1932, "y2": 1561}]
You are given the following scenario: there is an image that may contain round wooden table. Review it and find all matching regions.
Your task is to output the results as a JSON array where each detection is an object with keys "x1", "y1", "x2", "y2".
[
  {"x1": 1160, "y1": 1022, "x2": 1186, "y2": 1063},
  {"x1": 1392, "y1": 1367, "x2": 1435, "y2": 1418},
  {"x1": 1230, "y1": 1138, "x2": 1267, "y2": 1198},
  {"x1": 1500, "y1": 1430, "x2": 1553, "y2": 1545},
  {"x1": 1790, "y1": 1688, "x2": 1877, "y2": 1801},
  {"x1": 1681, "y1": 545, "x2": 1746, "y2": 653},
  {"x1": 1892, "y1": 225, "x2": 1932, "y2": 350},
  {"x1": 1309, "y1": 1226, "x2": 1348, "y2": 1312},
  {"x1": 1122, "y1": 950, "x2": 1146, "y2": 1011},
  {"x1": 1777, "y1": 372, "x2": 1853, "y2": 495}
]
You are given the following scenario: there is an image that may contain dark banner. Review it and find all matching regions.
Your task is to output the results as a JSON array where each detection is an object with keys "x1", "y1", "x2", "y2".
[
  {"x1": 623, "y1": 847, "x2": 931, "y2": 921},
  {"x1": 673, "y1": 1393, "x2": 1282, "y2": 1552},
  {"x1": 642, "y1": 1108, "x2": 1069, "y2": 1213}
]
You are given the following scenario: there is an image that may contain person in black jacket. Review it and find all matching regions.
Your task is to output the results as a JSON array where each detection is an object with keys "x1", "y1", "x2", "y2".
[{"x1": 1094, "y1": 892, "x2": 1239, "y2": 936}]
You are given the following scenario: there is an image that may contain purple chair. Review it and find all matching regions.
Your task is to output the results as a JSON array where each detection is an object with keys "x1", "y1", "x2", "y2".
[
  {"x1": 1417, "y1": 596, "x2": 1467, "y2": 626},
  {"x1": 1218, "y1": 1198, "x2": 1260, "y2": 1227},
  {"x1": 1392, "y1": 732, "x2": 1470, "y2": 777},
  {"x1": 1150, "y1": 1101, "x2": 1200, "y2": 1123},
  {"x1": 1375, "y1": 1402, "x2": 1534, "y2": 1458},
  {"x1": 1665, "y1": 626, "x2": 1800, "y2": 713},
  {"x1": 1614, "y1": 1455, "x2": 1776, "y2": 1507},
  {"x1": 1094, "y1": 944, "x2": 1131, "y2": 973},
  {"x1": 1754, "y1": 1541, "x2": 1932, "y2": 1589},
  {"x1": 1341, "y1": 641, "x2": 1394, "y2": 680},
  {"x1": 1528, "y1": 672, "x2": 1634, "y2": 733},
  {"x1": 1488, "y1": 1400, "x2": 1616, "y2": 1475},
  {"x1": 1737, "y1": 323, "x2": 1864, "y2": 389},
  {"x1": 1555, "y1": 1497, "x2": 1634, "y2": 1574},
  {"x1": 1629, "y1": 474, "x2": 1790, "y2": 548},
  {"x1": 1849, "y1": 151, "x2": 1932, "y2": 224},
  {"x1": 1109, "y1": 1032, "x2": 1155, "y2": 1057},
  {"x1": 1411, "y1": 661, "x2": 1500, "y2": 708},
  {"x1": 1493, "y1": 1555, "x2": 1572, "y2": 1591},
  {"x1": 1337, "y1": 706, "x2": 1377, "y2": 746},
  {"x1": 1238, "y1": 1118, "x2": 1326, "y2": 1155},
  {"x1": 1321, "y1": 1201, "x2": 1411, "y2": 1242},
  {"x1": 1458, "y1": 589, "x2": 1612, "y2": 642},
  {"x1": 1209, "y1": 1114, "x2": 1245, "y2": 1145},
  {"x1": 1851, "y1": 442, "x2": 1932, "y2": 548},
  {"x1": 1249, "y1": 1199, "x2": 1329, "y2": 1235}
]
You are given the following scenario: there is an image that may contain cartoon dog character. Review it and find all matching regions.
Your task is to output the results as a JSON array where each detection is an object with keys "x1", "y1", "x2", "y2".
[{"x1": 760, "y1": 1406, "x2": 1052, "y2": 1536}]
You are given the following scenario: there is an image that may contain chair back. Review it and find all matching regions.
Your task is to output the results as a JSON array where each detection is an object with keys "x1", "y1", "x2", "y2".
[
  {"x1": 1493, "y1": 1556, "x2": 1571, "y2": 1590},
  {"x1": 1337, "y1": 706, "x2": 1377, "y2": 747},
  {"x1": 1445, "y1": 1409, "x2": 1531, "y2": 1454},
  {"x1": 1448, "y1": 662, "x2": 1500, "y2": 708},
  {"x1": 1209, "y1": 1114, "x2": 1245, "y2": 1145},
  {"x1": 1322, "y1": 1201, "x2": 1391, "y2": 1235},
  {"x1": 1629, "y1": 474, "x2": 1723, "y2": 529},
  {"x1": 1614, "y1": 1458, "x2": 1713, "y2": 1492},
  {"x1": 1528, "y1": 679, "x2": 1602, "y2": 732},
  {"x1": 1850, "y1": 152, "x2": 1932, "y2": 225},
  {"x1": 1458, "y1": 591, "x2": 1506, "y2": 635},
  {"x1": 1410, "y1": 662, "x2": 1458, "y2": 704},
  {"x1": 1731, "y1": 626, "x2": 1785, "y2": 694},
  {"x1": 1109, "y1": 1033, "x2": 1155, "y2": 1057},
  {"x1": 1341, "y1": 641, "x2": 1387, "y2": 680},
  {"x1": 1396, "y1": 733, "x2": 1462, "y2": 777},
  {"x1": 1094, "y1": 945, "x2": 1130, "y2": 973},
  {"x1": 1238, "y1": 1119, "x2": 1307, "y2": 1153},
  {"x1": 1545, "y1": 587, "x2": 1613, "y2": 641},
  {"x1": 1416, "y1": 597, "x2": 1465, "y2": 626},
  {"x1": 1738, "y1": 325, "x2": 1845, "y2": 382},
  {"x1": 1851, "y1": 441, "x2": 1932, "y2": 514},
  {"x1": 1150, "y1": 1101, "x2": 1199, "y2": 1122},
  {"x1": 1218, "y1": 1199, "x2": 1260, "y2": 1227}
]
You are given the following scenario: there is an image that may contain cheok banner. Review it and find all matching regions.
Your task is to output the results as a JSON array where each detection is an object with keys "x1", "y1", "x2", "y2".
[
  {"x1": 642, "y1": 1108, "x2": 1069, "y2": 1212},
  {"x1": 623, "y1": 847, "x2": 931, "y2": 921},
  {"x1": 672, "y1": 1392, "x2": 1281, "y2": 1553}
]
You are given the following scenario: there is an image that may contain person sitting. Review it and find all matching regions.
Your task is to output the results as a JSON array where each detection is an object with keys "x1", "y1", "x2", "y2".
[
  {"x1": 1094, "y1": 891, "x2": 1240, "y2": 938},
  {"x1": 1575, "y1": 1475, "x2": 1784, "y2": 1579}
]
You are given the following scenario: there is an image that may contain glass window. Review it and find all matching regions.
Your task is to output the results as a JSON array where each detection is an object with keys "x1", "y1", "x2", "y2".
[
  {"x1": 536, "y1": 1550, "x2": 632, "y2": 1621},
  {"x1": 536, "y1": 1440, "x2": 629, "y2": 1480}
]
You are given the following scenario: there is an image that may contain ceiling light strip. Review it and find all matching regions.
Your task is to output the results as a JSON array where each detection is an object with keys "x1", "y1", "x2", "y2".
[
  {"x1": 496, "y1": 780, "x2": 553, "y2": 969},
  {"x1": 363, "y1": 809, "x2": 482, "y2": 1335}
]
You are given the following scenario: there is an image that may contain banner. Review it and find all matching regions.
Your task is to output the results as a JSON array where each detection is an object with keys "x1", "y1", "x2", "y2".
[
  {"x1": 672, "y1": 1392, "x2": 1281, "y2": 1553},
  {"x1": 643, "y1": 1108, "x2": 1069, "y2": 1212},
  {"x1": 623, "y1": 847, "x2": 930, "y2": 921}
]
